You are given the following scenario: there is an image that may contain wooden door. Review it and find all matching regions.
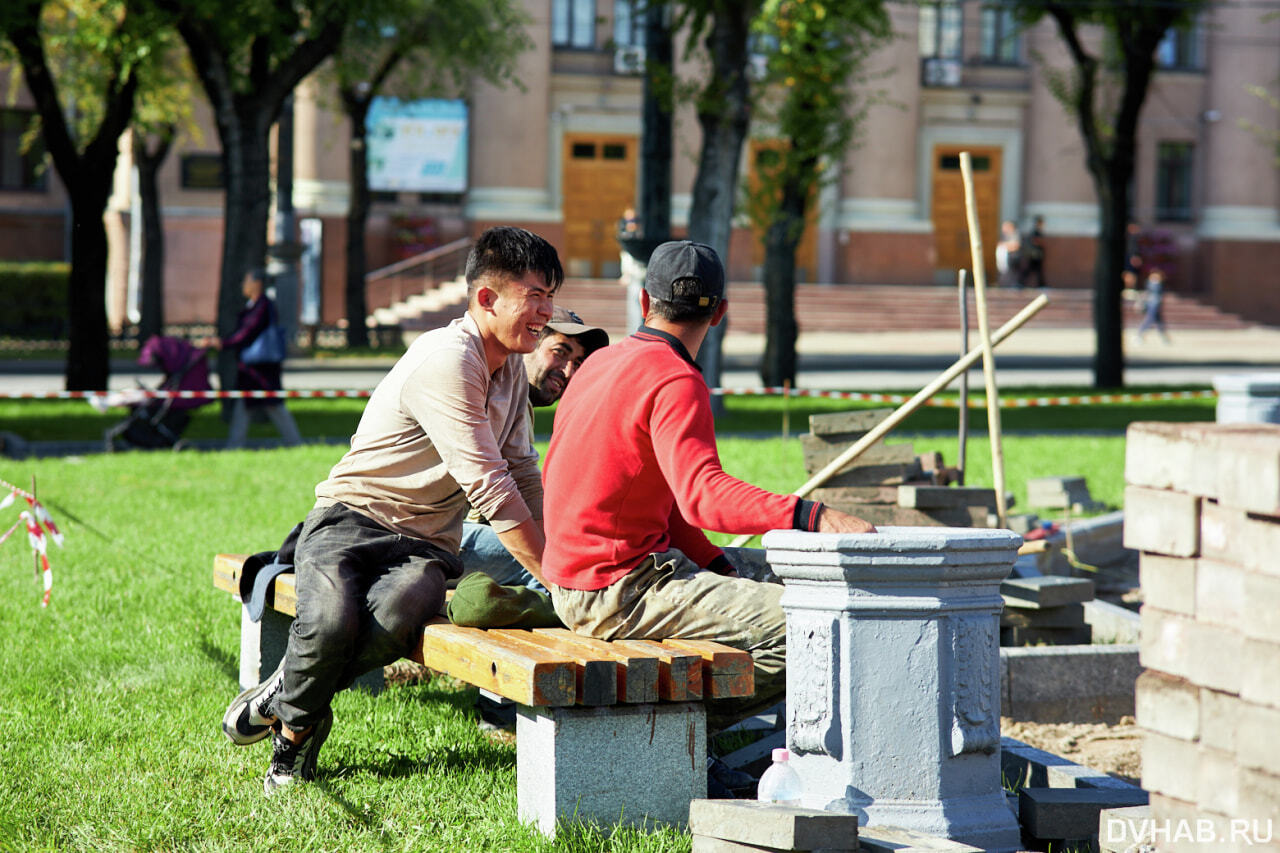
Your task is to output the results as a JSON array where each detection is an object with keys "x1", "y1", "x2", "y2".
[
  {"x1": 931, "y1": 145, "x2": 1001, "y2": 276},
  {"x1": 562, "y1": 134, "x2": 638, "y2": 278},
  {"x1": 747, "y1": 140, "x2": 819, "y2": 282}
]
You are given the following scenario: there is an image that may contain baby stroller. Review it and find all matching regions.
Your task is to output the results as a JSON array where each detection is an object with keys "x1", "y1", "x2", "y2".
[{"x1": 104, "y1": 336, "x2": 213, "y2": 451}]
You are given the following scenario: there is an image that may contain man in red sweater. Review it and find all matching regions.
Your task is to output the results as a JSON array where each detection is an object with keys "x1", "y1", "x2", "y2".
[{"x1": 541, "y1": 240, "x2": 874, "y2": 732}]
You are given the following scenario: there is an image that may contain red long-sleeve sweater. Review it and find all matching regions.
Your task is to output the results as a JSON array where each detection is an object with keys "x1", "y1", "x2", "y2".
[{"x1": 542, "y1": 327, "x2": 823, "y2": 591}]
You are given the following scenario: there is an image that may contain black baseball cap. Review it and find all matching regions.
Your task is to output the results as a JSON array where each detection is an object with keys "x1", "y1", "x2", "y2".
[
  {"x1": 644, "y1": 240, "x2": 725, "y2": 309},
  {"x1": 545, "y1": 306, "x2": 609, "y2": 354}
]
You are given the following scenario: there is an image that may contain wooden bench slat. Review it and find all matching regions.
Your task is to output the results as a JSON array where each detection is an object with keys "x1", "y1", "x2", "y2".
[
  {"x1": 214, "y1": 553, "x2": 248, "y2": 595},
  {"x1": 656, "y1": 639, "x2": 755, "y2": 699},
  {"x1": 214, "y1": 553, "x2": 752, "y2": 708},
  {"x1": 417, "y1": 624, "x2": 577, "y2": 707},
  {"x1": 532, "y1": 628, "x2": 660, "y2": 703},
  {"x1": 492, "y1": 630, "x2": 618, "y2": 706},
  {"x1": 609, "y1": 639, "x2": 703, "y2": 701}
]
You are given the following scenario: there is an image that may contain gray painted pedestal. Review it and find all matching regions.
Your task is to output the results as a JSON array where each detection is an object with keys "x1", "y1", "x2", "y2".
[{"x1": 764, "y1": 526, "x2": 1024, "y2": 852}]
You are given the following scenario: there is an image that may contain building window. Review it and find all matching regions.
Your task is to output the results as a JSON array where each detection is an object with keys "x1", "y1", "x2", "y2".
[
  {"x1": 1157, "y1": 18, "x2": 1204, "y2": 71},
  {"x1": 553, "y1": 0, "x2": 596, "y2": 49},
  {"x1": 919, "y1": 2, "x2": 962, "y2": 60},
  {"x1": 1155, "y1": 141, "x2": 1194, "y2": 222},
  {"x1": 979, "y1": 5, "x2": 1020, "y2": 65},
  {"x1": 0, "y1": 109, "x2": 46, "y2": 192},
  {"x1": 613, "y1": 0, "x2": 644, "y2": 48},
  {"x1": 180, "y1": 153, "x2": 224, "y2": 190}
]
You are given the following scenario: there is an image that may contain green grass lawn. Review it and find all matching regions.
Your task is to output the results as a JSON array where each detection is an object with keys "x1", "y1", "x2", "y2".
[{"x1": 0, "y1": 448, "x2": 694, "y2": 852}]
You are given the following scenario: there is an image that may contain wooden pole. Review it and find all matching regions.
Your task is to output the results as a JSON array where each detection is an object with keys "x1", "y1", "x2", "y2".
[
  {"x1": 724, "y1": 293, "x2": 1049, "y2": 547},
  {"x1": 957, "y1": 268, "x2": 969, "y2": 487},
  {"x1": 959, "y1": 151, "x2": 1008, "y2": 528}
]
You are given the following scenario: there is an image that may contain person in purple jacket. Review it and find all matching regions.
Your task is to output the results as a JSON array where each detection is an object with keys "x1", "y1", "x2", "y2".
[{"x1": 207, "y1": 268, "x2": 302, "y2": 448}]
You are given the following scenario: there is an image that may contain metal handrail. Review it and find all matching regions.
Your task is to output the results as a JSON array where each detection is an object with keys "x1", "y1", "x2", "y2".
[
  {"x1": 365, "y1": 236, "x2": 472, "y2": 283},
  {"x1": 364, "y1": 237, "x2": 472, "y2": 317}
]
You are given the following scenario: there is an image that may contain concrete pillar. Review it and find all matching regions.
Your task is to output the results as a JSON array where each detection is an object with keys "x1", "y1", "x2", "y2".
[
  {"x1": 238, "y1": 605, "x2": 382, "y2": 695},
  {"x1": 516, "y1": 702, "x2": 706, "y2": 837},
  {"x1": 764, "y1": 526, "x2": 1023, "y2": 852}
]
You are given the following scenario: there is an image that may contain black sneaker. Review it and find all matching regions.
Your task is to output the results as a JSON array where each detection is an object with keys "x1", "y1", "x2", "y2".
[
  {"x1": 222, "y1": 660, "x2": 286, "y2": 745},
  {"x1": 263, "y1": 711, "x2": 332, "y2": 795}
]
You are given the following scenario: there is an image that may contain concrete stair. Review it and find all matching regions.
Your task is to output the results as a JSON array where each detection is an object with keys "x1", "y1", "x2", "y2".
[{"x1": 388, "y1": 279, "x2": 1255, "y2": 340}]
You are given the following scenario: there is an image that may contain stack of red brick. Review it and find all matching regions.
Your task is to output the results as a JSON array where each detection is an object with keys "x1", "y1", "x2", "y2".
[{"x1": 1124, "y1": 421, "x2": 1280, "y2": 846}]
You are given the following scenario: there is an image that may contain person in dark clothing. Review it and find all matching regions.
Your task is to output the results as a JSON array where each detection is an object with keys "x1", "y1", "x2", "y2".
[
  {"x1": 207, "y1": 268, "x2": 302, "y2": 448},
  {"x1": 1024, "y1": 215, "x2": 1047, "y2": 289}
]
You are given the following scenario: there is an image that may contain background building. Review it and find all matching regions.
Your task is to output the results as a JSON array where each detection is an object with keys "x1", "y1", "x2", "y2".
[{"x1": 2, "y1": 0, "x2": 1278, "y2": 331}]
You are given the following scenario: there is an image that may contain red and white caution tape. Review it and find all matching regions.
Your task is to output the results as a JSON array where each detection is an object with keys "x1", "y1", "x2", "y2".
[
  {"x1": 0, "y1": 387, "x2": 1218, "y2": 407},
  {"x1": 1, "y1": 479, "x2": 63, "y2": 607}
]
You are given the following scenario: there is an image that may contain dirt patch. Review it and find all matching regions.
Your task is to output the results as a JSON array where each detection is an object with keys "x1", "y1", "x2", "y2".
[{"x1": 1002, "y1": 715, "x2": 1143, "y2": 786}]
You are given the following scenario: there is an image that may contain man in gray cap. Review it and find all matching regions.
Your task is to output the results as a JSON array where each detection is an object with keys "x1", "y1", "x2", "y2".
[
  {"x1": 459, "y1": 304, "x2": 609, "y2": 589},
  {"x1": 539, "y1": 240, "x2": 875, "y2": 739}
]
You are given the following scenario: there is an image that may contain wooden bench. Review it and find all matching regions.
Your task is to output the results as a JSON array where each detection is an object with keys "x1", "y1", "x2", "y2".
[{"x1": 214, "y1": 553, "x2": 755, "y2": 835}]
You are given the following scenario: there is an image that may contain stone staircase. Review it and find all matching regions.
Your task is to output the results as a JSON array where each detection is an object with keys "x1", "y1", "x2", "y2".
[{"x1": 387, "y1": 279, "x2": 1255, "y2": 340}]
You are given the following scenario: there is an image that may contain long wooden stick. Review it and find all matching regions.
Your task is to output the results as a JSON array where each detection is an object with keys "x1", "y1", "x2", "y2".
[
  {"x1": 959, "y1": 151, "x2": 1008, "y2": 529},
  {"x1": 725, "y1": 292, "x2": 1049, "y2": 547},
  {"x1": 957, "y1": 268, "x2": 969, "y2": 487}
]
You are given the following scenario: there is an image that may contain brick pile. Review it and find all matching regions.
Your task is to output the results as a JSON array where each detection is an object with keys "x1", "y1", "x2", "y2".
[
  {"x1": 1124, "y1": 421, "x2": 1280, "y2": 846},
  {"x1": 804, "y1": 409, "x2": 994, "y2": 527}
]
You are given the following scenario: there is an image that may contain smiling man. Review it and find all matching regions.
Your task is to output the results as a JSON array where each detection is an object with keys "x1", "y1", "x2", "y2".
[
  {"x1": 220, "y1": 227, "x2": 563, "y2": 794},
  {"x1": 459, "y1": 305, "x2": 609, "y2": 591}
]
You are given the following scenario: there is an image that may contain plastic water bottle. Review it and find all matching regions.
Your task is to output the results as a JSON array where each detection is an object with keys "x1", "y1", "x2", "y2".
[{"x1": 757, "y1": 747, "x2": 803, "y2": 805}]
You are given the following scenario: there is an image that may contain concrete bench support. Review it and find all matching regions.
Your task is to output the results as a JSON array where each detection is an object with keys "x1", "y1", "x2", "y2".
[
  {"x1": 764, "y1": 526, "x2": 1024, "y2": 852},
  {"x1": 237, "y1": 603, "x2": 384, "y2": 694},
  {"x1": 516, "y1": 701, "x2": 706, "y2": 837}
]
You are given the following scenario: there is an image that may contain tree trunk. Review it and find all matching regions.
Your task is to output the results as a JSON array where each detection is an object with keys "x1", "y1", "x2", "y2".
[
  {"x1": 638, "y1": 5, "x2": 673, "y2": 242},
  {"x1": 64, "y1": 187, "x2": 114, "y2": 390},
  {"x1": 4, "y1": 3, "x2": 137, "y2": 390},
  {"x1": 214, "y1": 106, "x2": 274, "y2": 390},
  {"x1": 1091, "y1": 163, "x2": 1129, "y2": 389},
  {"x1": 135, "y1": 131, "x2": 173, "y2": 343},
  {"x1": 345, "y1": 96, "x2": 371, "y2": 349},
  {"x1": 760, "y1": 180, "x2": 806, "y2": 387},
  {"x1": 687, "y1": 2, "x2": 754, "y2": 408}
]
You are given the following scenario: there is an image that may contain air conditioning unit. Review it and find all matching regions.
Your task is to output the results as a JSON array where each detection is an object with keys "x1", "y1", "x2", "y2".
[
  {"x1": 614, "y1": 45, "x2": 646, "y2": 75},
  {"x1": 921, "y1": 57, "x2": 962, "y2": 87}
]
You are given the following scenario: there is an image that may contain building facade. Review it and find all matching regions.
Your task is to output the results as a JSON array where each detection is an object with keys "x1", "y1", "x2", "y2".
[{"x1": 2, "y1": 0, "x2": 1278, "y2": 330}]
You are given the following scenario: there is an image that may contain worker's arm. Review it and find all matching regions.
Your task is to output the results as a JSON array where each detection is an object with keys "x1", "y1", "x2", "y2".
[{"x1": 494, "y1": 517, "x2": 547, "y2": 587}]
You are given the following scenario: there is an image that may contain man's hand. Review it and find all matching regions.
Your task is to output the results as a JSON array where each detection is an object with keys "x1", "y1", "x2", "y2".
[{"x1": 816, "y1": 506, "x2": 877, "y2": 534}]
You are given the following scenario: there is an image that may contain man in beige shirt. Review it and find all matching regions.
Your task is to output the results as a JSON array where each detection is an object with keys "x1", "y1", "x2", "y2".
[{"x1": 221, "y1": 227, "x2": 563, "y2": 794}]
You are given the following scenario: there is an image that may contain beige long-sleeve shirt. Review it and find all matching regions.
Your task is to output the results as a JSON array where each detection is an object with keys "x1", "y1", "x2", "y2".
[{"x1": 315, "y1": 312, "x2": 543, "y2": 554}]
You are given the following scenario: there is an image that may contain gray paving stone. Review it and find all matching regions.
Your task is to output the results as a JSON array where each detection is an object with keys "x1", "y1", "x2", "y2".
[
  {"x1": 1001, "y1": 575, "x2": 1095, "y2": 609},
  {"x1": 1018, "y1": 786, "x2": 1150, "y2": 840},
  {"x1": 1002, "y1": 645, "x2": 1141, "y2": 724},
  {"x1": 688, "y1": 800, "x2": 858, "y2": 850}
]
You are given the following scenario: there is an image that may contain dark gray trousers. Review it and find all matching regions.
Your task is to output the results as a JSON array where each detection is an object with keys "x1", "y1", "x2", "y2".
[{"x1": 272, "y1": 502, "x2": 461, "y2": 730}]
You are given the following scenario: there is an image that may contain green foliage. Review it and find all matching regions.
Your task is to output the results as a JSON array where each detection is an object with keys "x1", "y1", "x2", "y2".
[
  {"x1": 0, "y1": 261, "x2": 69, "y2": 338},
  {"x1": 744, "y1": 0, "x2": 891, "y2": 216},
  {"x1": 1241, "y1": 84, "x2": 1280, "y2": 167},
  {"x1": 330, "y1": 0, "x2": 531, "y2": 105}
]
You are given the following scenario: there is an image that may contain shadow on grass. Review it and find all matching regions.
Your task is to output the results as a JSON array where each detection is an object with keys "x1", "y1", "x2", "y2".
[
  {"x1": 343, "y1": 737, "x2": 516, "y2": 780},
  {"x1": 198, "y1": 634, "x2": 241, "y2": 684}
]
